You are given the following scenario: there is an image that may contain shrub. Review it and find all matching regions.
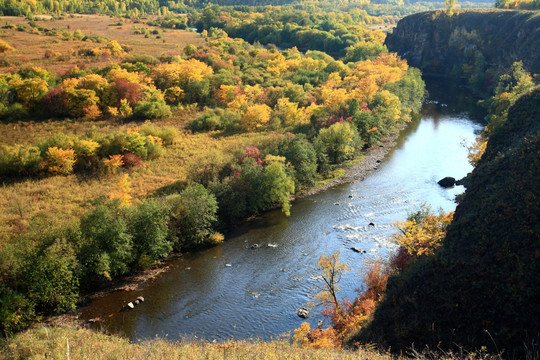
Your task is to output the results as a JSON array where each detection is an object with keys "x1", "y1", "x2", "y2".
[
  {"x1": 25, "y1": 238, "x2": 79, "y2": 314},
  {"x1": 133, "y1": 90, "x2": 171, "y2": 119},
  {"x1": 129, "y1": 199, "x2": 172, "y2": 267},
  {"x1": 314, "y1": 122, "x2": 361, "y2": 164},
  {"x1": 166, "y1": 184, "x2": 218, "y2": 250},
  {"x1": 121, "y1": 152, "x2": 144, "y2": 168},
  {"x1": 277, "y1": 136, "x2": 318, "y2": 187},
  {"x1": 0, "y1": 144, "x2": 42, "y2": 178},
  {"x1": 78, "y1": 201, "x2": 134, "y2": 284},
  {"x1": 190, "y1": 111, "x2": 223, "y2": 132},
  {"x1": 139, "y1": 124, "x2": 179, "y2": 146},
  {"x1": 45, "y1": 147, "x2": 76, "y2": 175}
]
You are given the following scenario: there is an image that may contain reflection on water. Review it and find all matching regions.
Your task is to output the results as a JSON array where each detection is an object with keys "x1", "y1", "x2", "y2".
[{"x1": 81, "y1": 77, "x2": 485, "y2": 342}]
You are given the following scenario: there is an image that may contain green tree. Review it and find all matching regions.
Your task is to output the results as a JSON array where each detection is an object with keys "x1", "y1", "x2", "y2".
[
  {"x1": 79, "y1": 200, "x2": 134, "y2": 283},
  {"x1": 315, "y1": 122, "x2": 361, "y2": 164},
  {"x1": 166, "y1": 184, "x2": 219, "y2": 250},
  {"x1": 129, "y1": 199, "x2": 172, "y2": 268}
]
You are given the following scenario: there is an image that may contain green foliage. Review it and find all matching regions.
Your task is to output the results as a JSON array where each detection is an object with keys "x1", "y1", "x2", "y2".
[
  {"x1": 166, "y1": 184, "x2": 219, "y2": 250},
  {"x1": 486, "y1": 61, "x2": 535, "y2": 132},
  {"x1": 315, "y1": 122, "x2": 361, "y2": 164},
  {"x1": 25, "y1": 238, "x2": 79, "y2": 314},
  {"x1": 190, "y1": 111, "x2": 225, "y2": 132},
  {"x1": 260, "y1": 159, "x2": 295, "y2": 216},
  {"x1": 133, "y1": 90, "x2": 172, "y2": 119},
  {"x1": 0, "y1": 144, "x2": 42, "y2": 178},
  {"x1": 129, "y1": 199, "x2": 172, "y2": 267},
  {"x1": 78, "y1": 200, "x2": 133, "y2": 283},
  {"x1": 277, "y1": 136, "x2": 319, "y2": 187}
]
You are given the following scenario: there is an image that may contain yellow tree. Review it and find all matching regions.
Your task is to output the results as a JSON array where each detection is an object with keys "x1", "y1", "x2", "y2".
[
  {"x1": 241, "y1": 103, "x2": 271, "y2": 130},
  {"x1": 314, "y1": 252, "x2": 350, "y2": 317},
  {"x1": 392, "y1": 211, "x2": 454, "y2": 257},
  {"x1": 9, "y1": 77, "x2": 49, "y2": 108}
]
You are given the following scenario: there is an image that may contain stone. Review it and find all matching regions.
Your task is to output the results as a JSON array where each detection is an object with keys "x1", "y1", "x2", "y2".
[
  {"x1": 438, "y1": 176, "x2": 456, "y2": 188},
  {"x1": 297, "y1": 307, "x2": 309, "y2": 318},
  {"x1": 127, "y1": 302, "x2": 135, "y2": 309},
  {"x1": 137, "y1": 296, "x2": 145, "y2": 302}
]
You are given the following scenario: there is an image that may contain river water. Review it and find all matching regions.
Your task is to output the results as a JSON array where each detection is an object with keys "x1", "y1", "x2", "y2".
[{"x1": 80, "y1": 78, "x2": 485, "y2": 342}]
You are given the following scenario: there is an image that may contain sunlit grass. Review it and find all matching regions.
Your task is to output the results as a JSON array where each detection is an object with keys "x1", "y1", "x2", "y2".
[{"x1": 0, "y1": 324, "x2": 393, "y2": 360}]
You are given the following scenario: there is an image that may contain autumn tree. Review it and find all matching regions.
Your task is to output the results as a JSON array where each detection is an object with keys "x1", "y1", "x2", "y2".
[{"x1": 313, "y1": 251, "x2": 350, "y2": 317}]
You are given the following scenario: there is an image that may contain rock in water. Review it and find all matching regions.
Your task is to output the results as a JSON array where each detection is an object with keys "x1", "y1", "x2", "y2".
[
  {"x1": 297, "y1": 308, "x2": 309, "y2": 318},
  {"x1": 127, "y1": 302, "x2": 135, "y2": 309},
  {"x1": 438, "y1": 177, "x2": 456, "y2": 188},
  {"x1": 137, "y1": 296, "x2": 144, "y2": 303}
]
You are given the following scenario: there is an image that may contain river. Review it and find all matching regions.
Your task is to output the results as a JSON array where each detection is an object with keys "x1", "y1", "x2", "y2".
[{"x1": 80, "y1": 77, "x2": 485, "y2": 342}]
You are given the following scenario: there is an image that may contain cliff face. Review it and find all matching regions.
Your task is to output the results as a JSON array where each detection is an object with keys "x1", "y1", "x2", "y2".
[
  {"x1": 385, "y1": 10, "x2": 540, "y2": 76},
  {"x1": 356, "y1": 87, "x2": 540, "y2": 357}
]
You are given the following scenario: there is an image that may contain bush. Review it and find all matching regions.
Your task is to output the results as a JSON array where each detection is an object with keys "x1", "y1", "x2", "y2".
[
  {"x1": 315, "y1": 122, "x2": 361, "y2": 164},
  {"x1": 45, "y1": 147, "x2": 76, "y2": 175},
  {"x1": 133, "y1": 91, "x2": 171, "y2": 119},
  {"x1": 129, "y1": 199, "x2": 172, "y2": 267},
  {"x1": 78, "y1": 201, "x2": 134, "y2": 284},
  {"x1": 278, "y1": 136, "x2": 318, "y2": 187},
  {"x1": 139, "y1": 124, "x2": 179, "y2": 146},
  {"x1": 0, "y1": 144, "x2": 42, "y2": 178},
  {"x1": 190, "y1": 111, "x2": 223, "y2": 132},
  {"x1": 166, "y1": 184, "x2": 218, "y2": 250},
  {"x1": 25, "y1": 238, "x2": 79, "y2": 314}
]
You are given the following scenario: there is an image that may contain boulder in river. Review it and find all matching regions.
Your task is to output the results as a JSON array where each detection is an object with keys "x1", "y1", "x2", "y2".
[
  {"x1": 438, "y1": 177, "x2": 456, "y2": 188},
  {"x1": 297, "y1": 307, "x2": 309, "y2": 318}
]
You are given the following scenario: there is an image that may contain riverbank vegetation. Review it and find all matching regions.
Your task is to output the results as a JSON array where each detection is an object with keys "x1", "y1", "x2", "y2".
[
  {"x1": 0, "y1": 5, "x2": 426, "y2": 335},
  {"x1": 294, "y1": 13, "x2": 540, "y2": 357}
]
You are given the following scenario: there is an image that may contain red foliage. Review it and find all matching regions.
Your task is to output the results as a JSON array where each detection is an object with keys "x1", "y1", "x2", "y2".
[
  {"x1": 240, "y1": 146, "x2": 263, "y2": 165},
  {"x1": 114, "y1": 79, "x2": 143, "y2": 106},
  {"x1": 359, "y1": 102, "x2": 371, "y2": 112},
  {"x1": 390, "y1": 246, "x2": 411, "y2": 272},
  {"x1": 121, "y1": 152, "x2": 144, "y2": 168},
  {"x1": 40, "y1": 88, "x2": 68, "y2": 117},
  {"x1": 320, "y1": 115, "x2": 353, "y2": 128}
]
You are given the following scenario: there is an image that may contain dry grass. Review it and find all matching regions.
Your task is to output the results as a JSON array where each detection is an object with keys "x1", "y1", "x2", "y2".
[
  {"x1": 0, "y1": 14, "x2": 204, "y2": 73},
  {"x1": 0, "y1": 109, "x2": 282, "y2": 244},
  {"x1": 0, "y1": 324, "x2": 393, "y2": 360}
]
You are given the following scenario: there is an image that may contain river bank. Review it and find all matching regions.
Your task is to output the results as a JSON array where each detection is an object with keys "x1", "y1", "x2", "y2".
[{"x1": 47, "y1": 125, "x2": 402, "y2": 328}]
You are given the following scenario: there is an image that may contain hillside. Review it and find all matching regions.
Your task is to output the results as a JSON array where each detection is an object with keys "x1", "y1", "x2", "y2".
[
  {"x1": 354, "y1": 87, "x2": 540, "y2": 357},
  {"x1": 385, "y1": 10, "x2": 540, "y2": 90}
]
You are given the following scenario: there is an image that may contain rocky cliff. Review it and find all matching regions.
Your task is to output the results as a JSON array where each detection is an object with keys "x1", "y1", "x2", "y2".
[
  {"x1": 354, "y1": 86, "x2": 540, "y2": 357},
  {"x1": 385, "y1": 10, "x2": 540, "y2": 78}
]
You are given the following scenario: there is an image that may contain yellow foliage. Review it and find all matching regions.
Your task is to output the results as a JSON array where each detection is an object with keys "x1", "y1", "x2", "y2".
[
  {"x1": 241, "y1": 103, "x2": 272, "y2": 130},
  {"x1": 273, "y1": 97, "x2": 308, "y2": 127},
  {"x1": 74, "y1": 139, "x2": 99, "y2": 157},
  {"x1": 267, "y1": 53, "x2": 288, "y2": 76},
  {"x1": 0, "y1": 39, "x2": 15, "y2": 53},
  {"x1": 108, "y1": 173, "x2": 132, "y2": 207},
  {"x1": 392, "y1": 212, "x2": 454, "y2": 257},
  {"x1": 146, "y1": 135, "x2": 163, "y2": 146},
  {"x1": 468, "y1": 133, "x2": 488, "y2": 166},
  {"x1": 293, "y1": 322, "x2": 311, "y2": 346},
  {"x1": 9, "y1": 77, "x2": 49, "y2": 107},
  {"x1": 46, "y1": 147, "x2": 76, "y2": 175},
  {"x1": 153, "y1": 59, "x2": 213, "y2": 88},
  {"x1": 108, "y1": 68, "x2": 147, "y2": 85},
  {"x1": 264, "y1": 154, "x2": 286, "y2": 163}
]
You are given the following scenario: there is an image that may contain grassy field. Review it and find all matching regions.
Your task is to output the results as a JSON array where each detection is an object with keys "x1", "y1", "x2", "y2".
[
  {"x1": 0, "y1": 324, "x2": 394, "y2": 360},
  {"x1": 0, "y1": 14, "x2": 204, "y2": 73}
]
